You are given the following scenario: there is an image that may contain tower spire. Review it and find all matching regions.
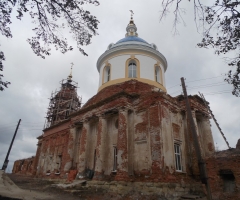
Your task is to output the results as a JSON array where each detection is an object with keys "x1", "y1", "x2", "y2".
[
  {"x1": 67, "y1": 62, "x2": 73, "y2": 82},
  {"x1": 130, "y1": 10, "x2": 134, "y2": 22},
  {"x1": 126, "y1": 10, "x2": 138, "y2": 37}
]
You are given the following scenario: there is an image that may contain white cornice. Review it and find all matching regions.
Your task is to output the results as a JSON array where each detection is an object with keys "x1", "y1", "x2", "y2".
[{"x1": 96, "y1": 43, "x2": 168, "y2": 72}]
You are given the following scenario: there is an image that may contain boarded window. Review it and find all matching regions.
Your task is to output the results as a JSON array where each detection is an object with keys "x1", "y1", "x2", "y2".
[{"x1": 220, "y1": 170, "x2": 235, "y2": 193}]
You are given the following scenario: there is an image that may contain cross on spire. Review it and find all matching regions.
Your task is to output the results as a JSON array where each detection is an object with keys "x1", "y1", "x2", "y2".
[
  {"x1": 130, "y1": 10, "x2": 134, "y2": 18},
  {"x1": 68, "y1": 62, "x2": 73, "y2": 81},
  {"x1": 126, "y1": 11, "x2": 138, "y2": 37}
]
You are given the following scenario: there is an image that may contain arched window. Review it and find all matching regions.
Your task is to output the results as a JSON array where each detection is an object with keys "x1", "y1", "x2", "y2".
[
  {"x1": 107, "y1": 67, "x2": 110, "y2": 82},
  {"x1": 128, "y1": 60, "x2": 137, "y2": 78},
  {"x1": 155, "y1": 66, "x2": 161, "y2": 83},
  {"x1": 103, "y1": 65, "x2": 111, "y2": 83}
]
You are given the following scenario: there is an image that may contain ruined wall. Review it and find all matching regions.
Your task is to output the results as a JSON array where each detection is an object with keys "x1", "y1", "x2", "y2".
[
  {"x1": 206, "y1": 148, "x2": 240, "y2": 200},
  {"x1": 27, "y1": 80, "x2": 215, "y2": 184},
  {"x1": 32, "y1": 136, "x2": 42, "y2": 175},
  {"x1": 36, "y1": 122, "x2": 71, "y2": 178},
  {"x1": 12, "y1": 157, "x2": 35, "y2": 175}
]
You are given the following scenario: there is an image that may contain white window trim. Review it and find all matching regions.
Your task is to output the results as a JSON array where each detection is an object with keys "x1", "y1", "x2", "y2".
[
  {"x1": 174, "y1": 142, "x2": 183, "y2": 172},
  {"x1": 128, "y1": 61, "x2": 137, "y2": 78},
  {"x1": 155, "y1": 65, "x2": 161, "y2": 83},
  {"x1": 102, "y1": 65, "x2": 111, "y2": 84}
]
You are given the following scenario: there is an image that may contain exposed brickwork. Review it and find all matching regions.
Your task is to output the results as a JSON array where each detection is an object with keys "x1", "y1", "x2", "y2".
[
  {"x1": 149, "y1": 105, "x2": 162, "y2": 176},
  {"x1": 79, "y1": 125, "x2": 87, "y2": 155},
  {"x1": 172, "y1": 123, "x2": 180, "y2": 139},
  {"x1": 12, "y1": 157, "x2": 35, "y2": 175},
  {"x1": 115, "y1": 109, "x2": 128, "y2": 181},
  {"x1": 206, "y1": 148, "x2": 240, "y2": 200},
  {"x1": 135, "y1": 112, "x2": 148, "y2": 140},
  {"x1": 67, "y1": 169, "x2": 78, "y2": 182},
  {"x1": 208, "y1": 143, "x2": 214, "y2": 152},
  {"x1": 12, "y1": 80, "x2": 221, "y2": 195},
  {"x1": 31, "y1": 136, "x2": 42, "y2": 175},
  {"x1": 94, "y1": 116, "x2": 106, "y2": 180}
]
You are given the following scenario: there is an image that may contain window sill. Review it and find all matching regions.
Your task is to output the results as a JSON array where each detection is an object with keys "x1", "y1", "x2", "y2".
[
  {"x1": 175, "y1": 170, "x2": 186, "y2": 174},
  {"x1": 111, "y1": 170, "x2": 117, "y2": 175}
]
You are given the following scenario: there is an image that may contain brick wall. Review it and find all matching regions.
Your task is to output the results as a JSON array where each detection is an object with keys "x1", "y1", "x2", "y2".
[
  {"x1": 206, "y1": 148, "x2": 240, "y2": 200},
  {"x1": 12, "y1": 80, "x2": 216, "y2": 188},
  {"x1": 12, "y1": 157, "x2": 35, "y2": 175}
]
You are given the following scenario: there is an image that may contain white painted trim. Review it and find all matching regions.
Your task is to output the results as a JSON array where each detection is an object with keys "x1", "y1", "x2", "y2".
[{"x1": 97, "y1": 44, "x2": 168, "y2": 72}]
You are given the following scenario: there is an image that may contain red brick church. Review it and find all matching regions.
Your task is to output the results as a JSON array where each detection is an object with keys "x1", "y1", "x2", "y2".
[{"x1": 12, "y1": 17, "x2": 240, "y2": 200}]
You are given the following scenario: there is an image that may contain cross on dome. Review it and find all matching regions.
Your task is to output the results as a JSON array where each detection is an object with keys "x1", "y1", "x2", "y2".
[
  {"x1": 126, "y1": 10, "x2": 138, "y2": 37},
  {"x1": 130, "y1": 10, "x2": 134, "y2": 17}
]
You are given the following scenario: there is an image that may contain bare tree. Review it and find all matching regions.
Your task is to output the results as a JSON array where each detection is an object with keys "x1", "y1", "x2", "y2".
[
  {"x1": 0, "y1": 51, "x2": 10, "y2": 91},
  {"x1": 160, "y1": 0, "x2": 240, "y2": 97},
  {"x1": 0, "y1": 0, "x2": 100, "y2": 91}
]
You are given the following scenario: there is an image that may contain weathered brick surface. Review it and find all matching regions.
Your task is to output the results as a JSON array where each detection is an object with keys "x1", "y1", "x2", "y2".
[
  {"x1": 149, "y1": 105, "x2": 162, "y2": 176},
  {"x1": 115, "y1": 109, "x2": 128, "y2": 181},
  {"x1": 67, "y1": 169, "x2": 78, "y2": 182},
  {"x1": 12, "y1": 80, "x2": 221, "y2": 194},
  {"x1": 94, "y1": 116, "x2": 107, "y2": 180},
  {"x1": 206, "y1": 149, "x2": 240, "y2": 200},
  {"x1": 78, "y1": 122, "x2": 88, "y2": 173},
  {"x1": 12, "y1": 156, "x2": 35, "y2": 175},
  {"x1": 84, "y1": 180, "x2": 205, "y2": 199}
]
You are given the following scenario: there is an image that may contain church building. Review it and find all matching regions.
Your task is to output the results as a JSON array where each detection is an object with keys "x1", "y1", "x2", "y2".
[
  {"x1": 13, "y1": 16, "x2": 234, "y2": 199},
  {"x1": 31, "y1": 16, "x2": 214, "y2": 181}
]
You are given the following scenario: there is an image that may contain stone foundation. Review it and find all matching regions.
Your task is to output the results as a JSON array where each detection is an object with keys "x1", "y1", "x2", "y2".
[{"x1": 72, "y1": 180, "x2": 205, "y2": 200}]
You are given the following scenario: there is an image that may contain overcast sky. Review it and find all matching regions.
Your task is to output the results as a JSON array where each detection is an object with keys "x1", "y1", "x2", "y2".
[{"x1": 0, "y1": 0, "x2": 239, "y2": 172}]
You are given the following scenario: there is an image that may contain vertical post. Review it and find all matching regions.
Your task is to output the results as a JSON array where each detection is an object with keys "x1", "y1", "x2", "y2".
[
  {"x1": 181, "y1": 78, "x2": 212, "y2": 200},
  {"x1": 2, "y1": 119, "x2": 21, "y2": 171}
]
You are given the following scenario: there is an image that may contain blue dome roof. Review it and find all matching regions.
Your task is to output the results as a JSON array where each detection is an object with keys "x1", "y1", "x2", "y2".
[{"x1": 116, "y1": 36, "x2": 148, "y2": 44}]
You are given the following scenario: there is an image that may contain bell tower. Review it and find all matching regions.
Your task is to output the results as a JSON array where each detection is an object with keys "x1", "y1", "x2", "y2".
[{"x1": 44, "y1": 65, "x2": 82, "y2": 129}]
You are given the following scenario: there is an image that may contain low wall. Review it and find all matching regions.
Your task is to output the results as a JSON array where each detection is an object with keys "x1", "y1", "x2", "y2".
[{"x1": 72, "y1": 180, "x2": 205, "y2": 200}]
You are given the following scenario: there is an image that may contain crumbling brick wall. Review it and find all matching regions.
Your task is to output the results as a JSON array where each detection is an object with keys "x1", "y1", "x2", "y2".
[
  {"x1": 15, "y1": 80, "x2": 215, "y2": 185},
  {"x1": 206, "y1": 148, "x2": 240, "y2": 200},
  {"x1": 12, "y1": 156, "x2": 35, "y2": 175}
]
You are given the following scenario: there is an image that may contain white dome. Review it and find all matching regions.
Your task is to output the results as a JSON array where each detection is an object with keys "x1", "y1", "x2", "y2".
[{"x1": 97, "y1": 18, "x2": 168, "y2": 92}]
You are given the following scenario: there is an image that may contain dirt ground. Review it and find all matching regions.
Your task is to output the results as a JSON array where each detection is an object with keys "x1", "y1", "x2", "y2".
[
  {"x1": 1, "y1": 173, "x2": 80, "y2": 200},
  {"x1": 4, "y1": 173, "x2": 164, "y2": 200}
]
